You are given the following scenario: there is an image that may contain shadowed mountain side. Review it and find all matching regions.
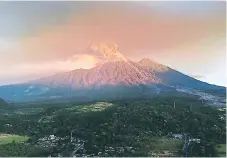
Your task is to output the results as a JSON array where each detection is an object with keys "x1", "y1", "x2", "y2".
[
  {"x1": 0, "y1": 83, "x2": 175, "y2": 102},
  {"x1": 0, "y1": 97, "x2": 8, "y2": 108}
]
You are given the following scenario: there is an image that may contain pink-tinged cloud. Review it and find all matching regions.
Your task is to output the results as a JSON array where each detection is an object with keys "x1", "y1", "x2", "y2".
[
  {"x1": 0, "y1": 2, "x2": 225, "y2": 86},
  {"x1": 0, "y1": 53, "x2": 98, "y2": 85},
  {"x1": 5, "y1": 3, "x2": 224, "y2": 63}
]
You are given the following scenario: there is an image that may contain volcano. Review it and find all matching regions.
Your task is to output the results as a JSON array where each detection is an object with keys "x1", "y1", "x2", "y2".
[
  {"x1": 33, "y1": 43, "x2": 213, "y2": 89},
  {"x1": 33, "y1": 43, "x2": 162, "y2": 88},
  {"x1": 0, "y1": 43, "x2": 225, "y2": 102}
]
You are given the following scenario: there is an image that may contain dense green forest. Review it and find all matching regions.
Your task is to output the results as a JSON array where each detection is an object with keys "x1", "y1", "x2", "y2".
[{"x1": 0, "y1": 94, "x2": 226, "y2": 157}]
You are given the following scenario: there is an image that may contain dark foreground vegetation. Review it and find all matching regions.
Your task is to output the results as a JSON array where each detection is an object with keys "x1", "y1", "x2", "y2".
[{"x1": 0, "y1": 94, "x2": 226, "y2": 157}]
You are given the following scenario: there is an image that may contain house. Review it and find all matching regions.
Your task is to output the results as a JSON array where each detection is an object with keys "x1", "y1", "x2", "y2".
[
  {"x1": 49, "y1": 135, "x2": 55, "y2": 140},
  {"x1": 172, "y1": 134, "x2": 183, "y2": 139},
  {"x1": 190, "y1": 138, "x2": 201, "y2": 143}
]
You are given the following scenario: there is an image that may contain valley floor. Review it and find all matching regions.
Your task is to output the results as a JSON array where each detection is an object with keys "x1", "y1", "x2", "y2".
[{"x1": 0, "y1": 94, "x2": 226, "y2": 157}]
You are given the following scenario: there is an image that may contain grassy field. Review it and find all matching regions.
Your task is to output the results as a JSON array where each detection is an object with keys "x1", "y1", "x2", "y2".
[
  {"x1": 216, "y1": 144, "x2": 226, "y2": 157},
  {"x1": 0, "y1": 134, "x2": 28, "y2": 145}
]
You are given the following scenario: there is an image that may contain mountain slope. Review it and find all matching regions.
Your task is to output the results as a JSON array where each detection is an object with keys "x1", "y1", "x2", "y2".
[
  {"x1": 0, "y1": 97, "x2": 8, "y2": 108},
  {"x1": 138, "y1": 58, "x2": 169, "y2": 72},
  {"x1": 35, "y1": 60, "x2": 161, "y2": 88},
  {"x1": 34, "y1": 44, "x2": 162, "y2": 88},
  {"x1": 138, "y1": 58, "x2": 221, "y2": 89}
]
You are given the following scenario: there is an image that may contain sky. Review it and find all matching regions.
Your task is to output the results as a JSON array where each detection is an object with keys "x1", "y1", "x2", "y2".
[{"x1": 0, "y1": 1, "x2": 226, "y2": 86}]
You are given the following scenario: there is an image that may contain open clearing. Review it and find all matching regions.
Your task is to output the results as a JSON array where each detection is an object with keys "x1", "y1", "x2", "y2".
[
  {"x1": 216, "y1": 144, "x2": 226, "y2": 157},
  {"x1": 0, "y1": 133, "x2": 28, "y2": 145},
  {"x1": 66, "y1": 102, "x2": 114, "y2": 113}
]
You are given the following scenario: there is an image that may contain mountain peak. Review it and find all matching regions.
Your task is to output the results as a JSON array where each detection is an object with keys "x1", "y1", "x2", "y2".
[
  {"x1": 138, "y1": 58, "x2": 169, "y2": 72},
  {"x1": 91, "y1": 43, "x2": 128, "y2": 62},
  {"x1": 139, "y1": 58, "x2": 155, "y2": 63},
  {"x1": 138, "y1": 58, "x2": 159, "y2": 64}
]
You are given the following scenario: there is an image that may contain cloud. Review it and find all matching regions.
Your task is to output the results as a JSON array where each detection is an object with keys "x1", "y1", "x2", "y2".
[
  {"x1": 0, "y1": 38, "x2": 21, "y2": 53},
  {"x1": 91, "y1": 43, "x2": 120, "y2": 57},
  {"x1": 1, "y1": 1, "x2": 225, "y2": 65},
  {"x1": 0, "y1": 2, "x2": 225, "y2": 86},
  {"x1": 190, "y1": 75, "x2": 205, "y2": 79},
  {"x1": 0, "y1": 53, "x2": 98, "y2": 85}
]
